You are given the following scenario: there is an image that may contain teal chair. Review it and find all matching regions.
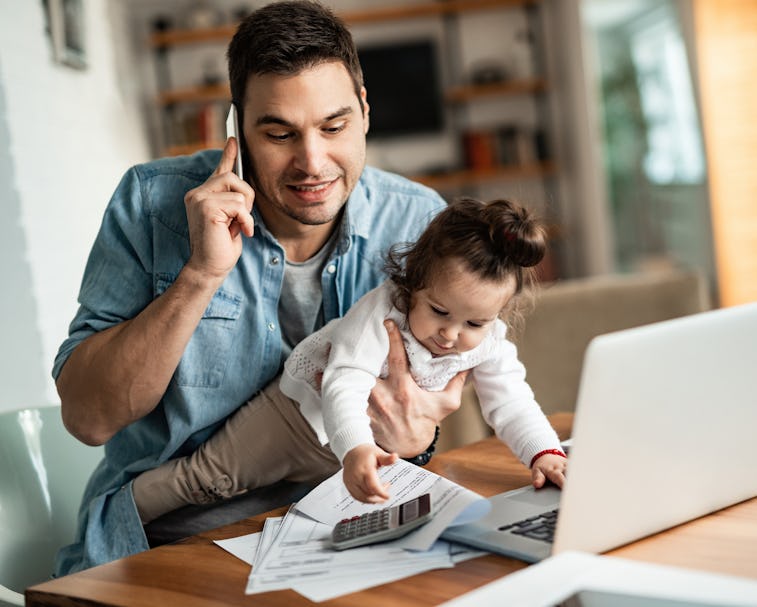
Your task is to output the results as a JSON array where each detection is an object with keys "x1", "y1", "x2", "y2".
[{"x1": 0, "y1": 406, "x2": 103, "y2": 605}]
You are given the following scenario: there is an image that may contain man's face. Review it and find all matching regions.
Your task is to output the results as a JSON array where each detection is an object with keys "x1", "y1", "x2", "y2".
[{"x1": 241, "y1": 61, "x2": 369, "y2": 235}]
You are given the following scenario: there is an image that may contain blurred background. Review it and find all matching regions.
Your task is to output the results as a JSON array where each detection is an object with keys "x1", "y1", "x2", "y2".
[{"x1": 1, "y1": 0, "x2": 756, "y2": 414}]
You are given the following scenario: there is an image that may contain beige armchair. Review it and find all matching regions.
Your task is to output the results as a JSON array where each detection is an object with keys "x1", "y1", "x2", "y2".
[{"x1": 436, "y1": 270, "x2": 710, "y2": 453}]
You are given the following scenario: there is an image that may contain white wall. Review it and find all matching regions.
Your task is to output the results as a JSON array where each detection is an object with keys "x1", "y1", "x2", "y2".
[{"x1": 0, "y1": 0, "x2": 150, "y2": 412}]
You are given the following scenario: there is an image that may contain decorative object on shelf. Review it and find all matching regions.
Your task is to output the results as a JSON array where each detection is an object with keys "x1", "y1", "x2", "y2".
[
  {"x1": 495, "y1": 125, "x2": 520, "y2": 166},
  {"x1": 201, "y1": 57, "x2": 224, "y2": 87},
  {"x1": 463, "y1": 125, "x2": 541, "y2": 170},
  {"x1": 231, "y1": 5, "x2": 253, "y2": 23},
  {"x1": 151, "y1": 15, "x2": 173, "y2": 34},
  {"x1": 533, "y1": 128, "x2": 549, "y2": 161},
  {"x1": 185, "y1": 1, "x2": 225, "y2": 30},
  {"x1": 196, "y1": 102, "x2": 225, "y2": 147},
  {"x1": 469, "y1": 60, "x2": 509, "y2": 85},
  {"x1": 509, "y1": 25, "x2": 536, "y2": 78},
  {"x1": 497, "y1": 124, "x2": 538, "y2": 166},
  {"x1": 43, "y1": 0, "x2": 87, "y2": 69},
  {"x1": 463, "y1": 130, "x2": 498, "y2": 171}
]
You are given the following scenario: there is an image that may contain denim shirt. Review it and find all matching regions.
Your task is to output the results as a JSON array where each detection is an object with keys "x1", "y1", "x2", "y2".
[{"x1": 51, "y1": 150, "x2": 445, "y2": 575}]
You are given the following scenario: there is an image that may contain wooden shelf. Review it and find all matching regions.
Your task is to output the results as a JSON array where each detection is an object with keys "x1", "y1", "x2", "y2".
[
  {"x1": 165, "y1": 141, "x2": 223, "y2": 156},
  {"x1": 149, "y1": 0, "x2": 538, "y2": 49},
  {"x1": 157, "y1": 83, "x2": 230, "y2": 106},
  {"x1": 340, "y1": 0, "x2": 538, "y2": 24},
  {"x1": 151, "y1": 25, "x2": 236, "y2": 48},
  {"x1": 445, "y1": 77, "x2": 547, "y2": 103},
  {"x1": 411, "y1": 160, "x2": 557, "y2": 190}
]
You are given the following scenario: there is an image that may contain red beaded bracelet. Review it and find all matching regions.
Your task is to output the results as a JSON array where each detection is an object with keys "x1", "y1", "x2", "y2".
[{"x1": 530, "y1": 449, "x2": 567, "y2": 468}]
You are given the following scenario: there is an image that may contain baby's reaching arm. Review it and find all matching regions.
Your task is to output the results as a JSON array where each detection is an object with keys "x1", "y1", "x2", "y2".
[
  {"x1": 342, "y1": 443, "x2": 399, "y2": 503},
  {"x1": 530, "y1": 451, "x2": 567, "y2": 488}
]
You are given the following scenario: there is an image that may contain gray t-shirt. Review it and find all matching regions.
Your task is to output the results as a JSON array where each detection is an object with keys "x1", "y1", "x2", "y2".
[{"x1": 278, "y1": 232, "x2": 338, "y2": 362}]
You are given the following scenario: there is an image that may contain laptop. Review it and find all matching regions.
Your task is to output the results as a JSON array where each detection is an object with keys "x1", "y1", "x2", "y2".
[{"x1": 442, "y1": 303, "x2": 757, "y2": 562}]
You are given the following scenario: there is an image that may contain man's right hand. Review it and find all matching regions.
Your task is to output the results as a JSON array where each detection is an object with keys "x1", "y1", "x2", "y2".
[
  {"x1": 58, "y1": 140, "x2": 256, "y2": 446},
  {"x1": 183, "y1": 137, "x2": 255, "y2": 286}
]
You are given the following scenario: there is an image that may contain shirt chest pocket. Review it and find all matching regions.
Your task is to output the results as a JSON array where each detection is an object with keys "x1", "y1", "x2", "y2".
[{"x1": 156, "y1": 275, "x2": 242, "y2": 388}]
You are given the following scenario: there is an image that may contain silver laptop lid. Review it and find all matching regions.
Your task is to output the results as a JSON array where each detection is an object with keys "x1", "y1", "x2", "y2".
[{"x1": 553, "y1": 303, "x2": 757, "y2": 555}]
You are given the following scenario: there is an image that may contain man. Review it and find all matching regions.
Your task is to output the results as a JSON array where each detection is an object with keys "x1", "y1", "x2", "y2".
[{"x1": 53, "y1": 0, "x2": 466, "y2": 576}]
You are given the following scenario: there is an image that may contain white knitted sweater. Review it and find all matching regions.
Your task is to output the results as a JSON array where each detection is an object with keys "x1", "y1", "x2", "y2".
[{"x1": 280, "y1": 281, "x2": 561, "y2": 465}]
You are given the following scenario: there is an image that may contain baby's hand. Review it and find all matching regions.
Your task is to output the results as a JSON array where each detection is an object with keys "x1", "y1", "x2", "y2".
[
  {"x1": 531, "y1": 453, "x2": 567, "y2": 489},
  {"x1": 342, "y1": 444, "x2": 399, "y2": 503}
]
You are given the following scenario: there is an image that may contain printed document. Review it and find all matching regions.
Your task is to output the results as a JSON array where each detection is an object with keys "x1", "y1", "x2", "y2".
[
  {"x1": 246, "y1": 508, "x2": 455, "y2": 595},
  {"x1": 213, "y1": 459, "x2": 491, "y2": 600}
]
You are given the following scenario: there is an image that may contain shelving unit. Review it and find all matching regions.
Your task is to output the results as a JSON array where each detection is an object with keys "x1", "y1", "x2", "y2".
[
  {"x1": 445, "y1": 77, "x2": 546, "y2": 103},
  {"x1": 148, "y1": 0, "x2": 555, "y2": 190},
  {"x1": 412, "y1": 160, "x2": 556, "y2": 191},
  {"x1": 148, "y1": 0, "x2": 539, "y2": 48}
]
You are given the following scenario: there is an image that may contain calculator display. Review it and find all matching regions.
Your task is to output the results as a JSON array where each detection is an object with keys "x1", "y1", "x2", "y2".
[{"x1": 399, "y1": 493, "x2": 430, "y2": 523}]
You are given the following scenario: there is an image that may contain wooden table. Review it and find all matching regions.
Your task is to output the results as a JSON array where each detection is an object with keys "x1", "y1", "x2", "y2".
[{"x1": 26, "y1": 413, "x2": 757, "y2": 606}]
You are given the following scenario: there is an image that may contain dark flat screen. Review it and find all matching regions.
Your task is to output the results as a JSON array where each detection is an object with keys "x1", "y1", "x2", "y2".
[{"x1": 359, "y1": 40, "x2": 444, "y2": 138}]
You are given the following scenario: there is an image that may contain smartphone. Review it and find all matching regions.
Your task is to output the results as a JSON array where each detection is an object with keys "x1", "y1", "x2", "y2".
[
  {"x1": 225, "y1": 103, "x2": 244, "y2": 179},
  {"x1": 557, "y1": 589, "x2": 722, "y2": 607},
  {"x1": 330, "y1": 493, "x2": 432, "y2": 550}
]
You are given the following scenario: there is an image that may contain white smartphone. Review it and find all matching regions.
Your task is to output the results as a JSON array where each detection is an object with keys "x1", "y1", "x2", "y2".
[{"x1": 225, "y1": 103, "x2": 244, "y2": 179}]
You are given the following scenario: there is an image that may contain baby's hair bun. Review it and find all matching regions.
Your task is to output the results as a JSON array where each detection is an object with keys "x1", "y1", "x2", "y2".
[
  {"x1": 477, "y1": 198, "x2": 547, "y2": 268},
  {"x1": 384, "y1": 196, "x2": 548, "y2": 315}
]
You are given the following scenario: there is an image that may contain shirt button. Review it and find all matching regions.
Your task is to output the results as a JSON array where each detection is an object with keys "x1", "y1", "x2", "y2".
[
  {"x1": 326, "y1": 264, "x2": 336, "y2": 274},
  {"x1": 271, "y1": 257, "x2": 280, "y2": 265},
  {"x1": 267, "y1": 322, "x2": 275, "y2": 331}
]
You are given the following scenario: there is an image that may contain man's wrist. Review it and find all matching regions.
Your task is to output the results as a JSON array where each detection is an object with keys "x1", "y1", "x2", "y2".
[
  {"x1": 403, "y1": 426, "x2": 440, "y2": 466},
  {"x1": 179, "y1": 261, "x2": 228, "y2": 295}
]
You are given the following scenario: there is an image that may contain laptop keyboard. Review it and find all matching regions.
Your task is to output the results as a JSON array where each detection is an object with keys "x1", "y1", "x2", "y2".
[{"x1": 498, "y1": 509, "x2": 559, "y2": 543}]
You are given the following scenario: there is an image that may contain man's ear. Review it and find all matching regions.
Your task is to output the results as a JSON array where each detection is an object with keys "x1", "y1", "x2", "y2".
[{"x1": 361, "y1": 86, "x2": 370, "y2": 134}]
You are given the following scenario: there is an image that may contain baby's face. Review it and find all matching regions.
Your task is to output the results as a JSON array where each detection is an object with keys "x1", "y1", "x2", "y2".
[{"x1": 407, "y1": 259, "x2": 516, "y2": 357}]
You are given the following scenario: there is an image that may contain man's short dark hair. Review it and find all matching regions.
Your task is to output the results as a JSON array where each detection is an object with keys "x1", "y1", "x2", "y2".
[{"x1": 227, "y1": 1, "x2": 364, "y2": 112}]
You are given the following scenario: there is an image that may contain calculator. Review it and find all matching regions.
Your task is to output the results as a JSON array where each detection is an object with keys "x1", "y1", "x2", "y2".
[{"x1": 330, "y1": 493, "x2": 433, "y2": 550}]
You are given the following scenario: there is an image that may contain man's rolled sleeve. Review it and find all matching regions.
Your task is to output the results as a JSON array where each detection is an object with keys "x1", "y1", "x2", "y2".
[{"x1": 52, "y1": 167, "x2": 155, "y2": 380}]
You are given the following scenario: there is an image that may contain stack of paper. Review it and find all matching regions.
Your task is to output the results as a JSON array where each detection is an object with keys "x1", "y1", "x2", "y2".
[{"x1": 215, "y1": 459, "x2": 490, "y2": 602}]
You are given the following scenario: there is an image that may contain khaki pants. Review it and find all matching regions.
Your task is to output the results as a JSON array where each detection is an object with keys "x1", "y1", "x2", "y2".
[{"x1": 132, "y1": 378, "x2": 339, "y2": 524}]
